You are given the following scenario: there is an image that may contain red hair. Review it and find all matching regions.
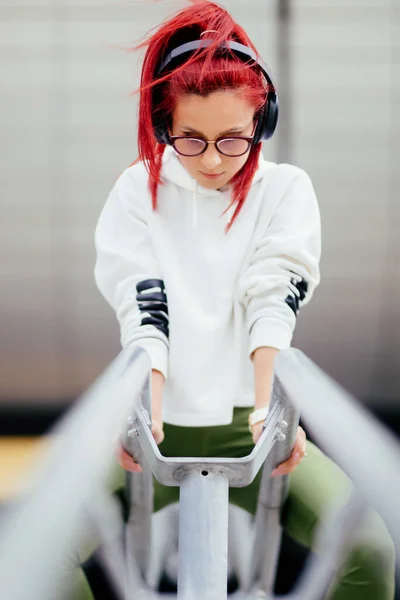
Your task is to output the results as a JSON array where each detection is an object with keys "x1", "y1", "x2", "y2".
[{"x1": 129, "y1": 0, "x2": 271, "y2": 232}]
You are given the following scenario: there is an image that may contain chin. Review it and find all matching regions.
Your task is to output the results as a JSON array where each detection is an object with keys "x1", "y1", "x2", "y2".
[
  {"x1": 205, "y1": 180, "x2": 221, "y2": 188},
  {"x1": 204, "y1": 177, "x2": 228, "y2": 189}
]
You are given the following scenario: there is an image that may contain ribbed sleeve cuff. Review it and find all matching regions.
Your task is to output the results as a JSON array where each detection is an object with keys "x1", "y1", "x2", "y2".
[
  {"x1": 133, "y1": 338, "x2": 169, "y2": 379},
  {"x1": 249, "y1": 317, "x2": 293, "y2": 356}
]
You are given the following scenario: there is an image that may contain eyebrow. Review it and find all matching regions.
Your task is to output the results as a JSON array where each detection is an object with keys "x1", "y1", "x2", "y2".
[{"x1": 179, "y1": 125, "x2": 246, "y2": 136}]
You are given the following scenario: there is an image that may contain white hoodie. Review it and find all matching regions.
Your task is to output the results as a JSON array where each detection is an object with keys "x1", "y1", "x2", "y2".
[{"x1": 94, "y1": 146, "x2": 321, "y2": 426}]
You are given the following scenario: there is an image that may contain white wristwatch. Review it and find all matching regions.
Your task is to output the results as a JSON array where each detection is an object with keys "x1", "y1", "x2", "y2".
[{"x1": 248, "y1": 407, "x2": 269, "y2": 432}]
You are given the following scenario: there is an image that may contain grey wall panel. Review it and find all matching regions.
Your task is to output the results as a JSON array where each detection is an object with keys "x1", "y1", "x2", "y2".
[{"x1": 291, "y1": 0, "x2": 399, "y2": 404}]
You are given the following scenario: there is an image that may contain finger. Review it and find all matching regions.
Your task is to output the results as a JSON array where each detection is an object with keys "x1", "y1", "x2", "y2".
[
  {"x1": 119, "y1": 456, "x2": 143, "y2": 473},
  {"x1": 271, "y1": 456, "x2": 302, "y2": 476},
  {"x1": 152, "y1": 425, "x2": 165, "y2": 445},
  {"x1": 117, "y1": 446, "x2": 143, "y2": 473},
  {"x1": 271, "y1": 451, "x2": 306, "y2": 476},
  {"x1": 288, "y1": 434, "x2": 306, "y2": 464},
  {"x1": 291, "y1": 447, "x2": 304, "y2": 465},
  {"x1": 298, "y1": 426, "x2": 307, "y2": 450},
  {"x1": 271, "y1": 459, "x2": 292, "y2": 475},
  {"x1": 125, "y1": 463, "x2": 143, "y2": 473},
  {"x1": 271, "y1": 466, "x2": 291, "y2": 477},
  {"x1": 271, "y1": 446, "x2": 305, "y2": 476},
  {"x1": 117, "y1": 452, "x2": 142, "y2": 472},
  {"x1": 118, "y1": 446, "x2": 138, "y2": 463},
  {"x1": 118, "y1": 446, "x2": 131, "y2": 460},
  {"x1": 276, "y1": 446, "x2": 302, "y2": 471},
  {"x1": 251, "y1": 423, "x2": 264, "y2": 445},
  {"x1": 293, "y1": 429, "x2": 306, "y2": 454}
]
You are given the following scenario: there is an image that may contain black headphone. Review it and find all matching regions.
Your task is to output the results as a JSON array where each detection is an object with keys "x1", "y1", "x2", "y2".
[{"x1": 151, "y1": 38, "x2": 278, "y2": 146}]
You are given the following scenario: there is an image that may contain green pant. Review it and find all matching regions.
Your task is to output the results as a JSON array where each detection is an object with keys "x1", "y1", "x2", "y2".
[{"x1": 67, "y1": 408, "x2": 396, "y2": 600}]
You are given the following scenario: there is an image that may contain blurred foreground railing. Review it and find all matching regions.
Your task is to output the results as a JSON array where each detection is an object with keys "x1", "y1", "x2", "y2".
[
  {"x1": 0, "y1": 346, "x2": 150, "y2": 600},
  {"x1": 0, "y1": 347, "x2": 399, "y2": 600}
]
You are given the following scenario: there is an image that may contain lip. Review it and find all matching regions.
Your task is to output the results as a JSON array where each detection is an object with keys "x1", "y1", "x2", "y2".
[{"x1": 200, "y1": 171, "x2": 224, "y2": 179}]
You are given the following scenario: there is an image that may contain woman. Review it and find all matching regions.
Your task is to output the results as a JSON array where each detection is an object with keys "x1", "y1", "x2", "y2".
[{"x1": 92, "y1": 1, "x2": 395, "y2": 599}]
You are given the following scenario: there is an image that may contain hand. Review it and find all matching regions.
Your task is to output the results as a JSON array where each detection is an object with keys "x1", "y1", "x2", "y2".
[
  {"x1": 271, "y1": 425, "x2": 307, "y2": 477},
  {"x1": 116, "y1": 420, "x2": 164, "y2": 473}
]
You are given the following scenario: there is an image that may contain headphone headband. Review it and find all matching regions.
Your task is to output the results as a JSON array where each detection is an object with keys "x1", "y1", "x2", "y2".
[
  {"x1": 156, "y1": 39, "x2": 274, "y2": 88},
  {"x1": 152, "y1": 38, "x2": 278, "y2": 145}
]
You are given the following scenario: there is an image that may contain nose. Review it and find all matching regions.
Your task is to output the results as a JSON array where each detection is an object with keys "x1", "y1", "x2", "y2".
[{"x1": 200, "y1": 143, "x2": 222, "y2": 170}]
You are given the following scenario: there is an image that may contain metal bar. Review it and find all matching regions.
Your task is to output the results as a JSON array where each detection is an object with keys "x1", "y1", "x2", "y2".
[
  {"x1": 292, "y1": 489, "x2": 367, "y2": 600},
  {"x1": 147, "y1": 505, "x2": 180, "y2": 590},
  {"x1": 124, "y1": 374, "x2": 154, "y2": 585},
  {"x1": 177, "y1": 470, "x2": 230, "y2": 600},
  {"x1": 0, "y1": 346, "x2": 150, "y2": 600},
  {"x1": 124, "y1": 469, "x2": 154, "y2": 592},
  {"x1": 3, "y1": 344, "x2": 400, "y2": 600},
  {"x1": 245, "y1": 378, "x2": 299, "y2": 595},
  {"x1": 276, "y1": 0, "x2": 292, "y2": 163},
  {"x1": 275, "y1": 348, "x2": 400, "y2": 561},
  {"x1": 227, "y1": 507, "x2": 254, "y2": 591},
  {"x1": 130, "y1": 400, "x2": 284, "y2": 488},
  {"x1": 258, "y1": 383, "x2": 299, "y2": 595},
  {"x1": 88, "y1": 493, "x2": 132, "y2": 600}
]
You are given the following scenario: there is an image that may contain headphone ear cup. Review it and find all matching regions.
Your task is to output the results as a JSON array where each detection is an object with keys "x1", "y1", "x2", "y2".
[
  {"x1": 253, "y1": 103, "x2": 267, "y2": 145},
  {"x1": 153, "y1": 116, "x2": 171, "y2": 145},
  {"x1": 253, "y1": 93, "x2": 279, "y2": 144},
  {"x1": 151, "y1": 84, "x2": 172, "y2": 145},
  {"x1": 262, "y1": 93, "x2": 279, "y2": 141}
]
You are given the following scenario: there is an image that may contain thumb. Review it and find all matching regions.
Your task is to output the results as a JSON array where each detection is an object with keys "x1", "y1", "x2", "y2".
[
  {"x1": 151, "y1": 422, "x2": 165, "y2": 445},
  {"x1": 251, "y1": 422, "x2": 264, "y2": 445}
]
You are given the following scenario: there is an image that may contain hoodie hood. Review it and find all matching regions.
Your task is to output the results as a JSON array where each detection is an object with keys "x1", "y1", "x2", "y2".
[{"x1": 160, "y1": 145, "x2": 272, "y2": 228}]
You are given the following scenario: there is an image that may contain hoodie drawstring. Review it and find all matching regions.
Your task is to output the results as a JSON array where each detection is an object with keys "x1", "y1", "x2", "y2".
[{"x1": 192, "y1": 179, "x2": 198, "y2": 228}]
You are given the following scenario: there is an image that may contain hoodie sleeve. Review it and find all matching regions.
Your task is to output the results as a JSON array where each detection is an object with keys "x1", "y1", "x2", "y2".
[
  {"x1": 238, "y1": 166, "x2": 321, "y2": 356},
  {"x1": 94, "y1": 169, "x2": 169, "y2": 378}
]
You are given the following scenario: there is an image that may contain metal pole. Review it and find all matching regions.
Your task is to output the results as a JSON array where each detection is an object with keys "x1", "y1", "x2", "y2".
[
  {"x1": 258, "y1": 397, "x2": 299, "y2": 595},
  {"x1": 0, "y1": 346, "x2": 150, "y2": 600},
  {"x1": 245, "y1": 377, "x2": 299, "y2": 595},
  {"x1": 124, "y1": 374, "x2": 153, "y2": 586},
  {"x1": 177, "y1": 470, "x2": 230, "y2": 600},
  {"x1": 275, "y1": 348, "x2": 400, "y2": 564},
  {"x1": 294, "y1": 489, "x2": 368, "y2": 600}
]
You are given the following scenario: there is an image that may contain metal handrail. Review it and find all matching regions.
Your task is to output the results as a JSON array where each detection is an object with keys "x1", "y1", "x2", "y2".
[
  {"x1": 0, "y1": 346, "x2": 399, "y2": 600},
  {"x1": 0, "y1": 346, "x2": 150, "y2": 600},
  {"x1": 276, "y1": 349, "x2": 400, "y2": 554},
  {"x1": 123, "y1": 367, "x2": 298, "y2": 600},
  {"x1": 125, "y1": 397, "x2": 287, "y2": 487},
  {"x1": 124, "y1": 349, "x2": 400, "y2": 599}
]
